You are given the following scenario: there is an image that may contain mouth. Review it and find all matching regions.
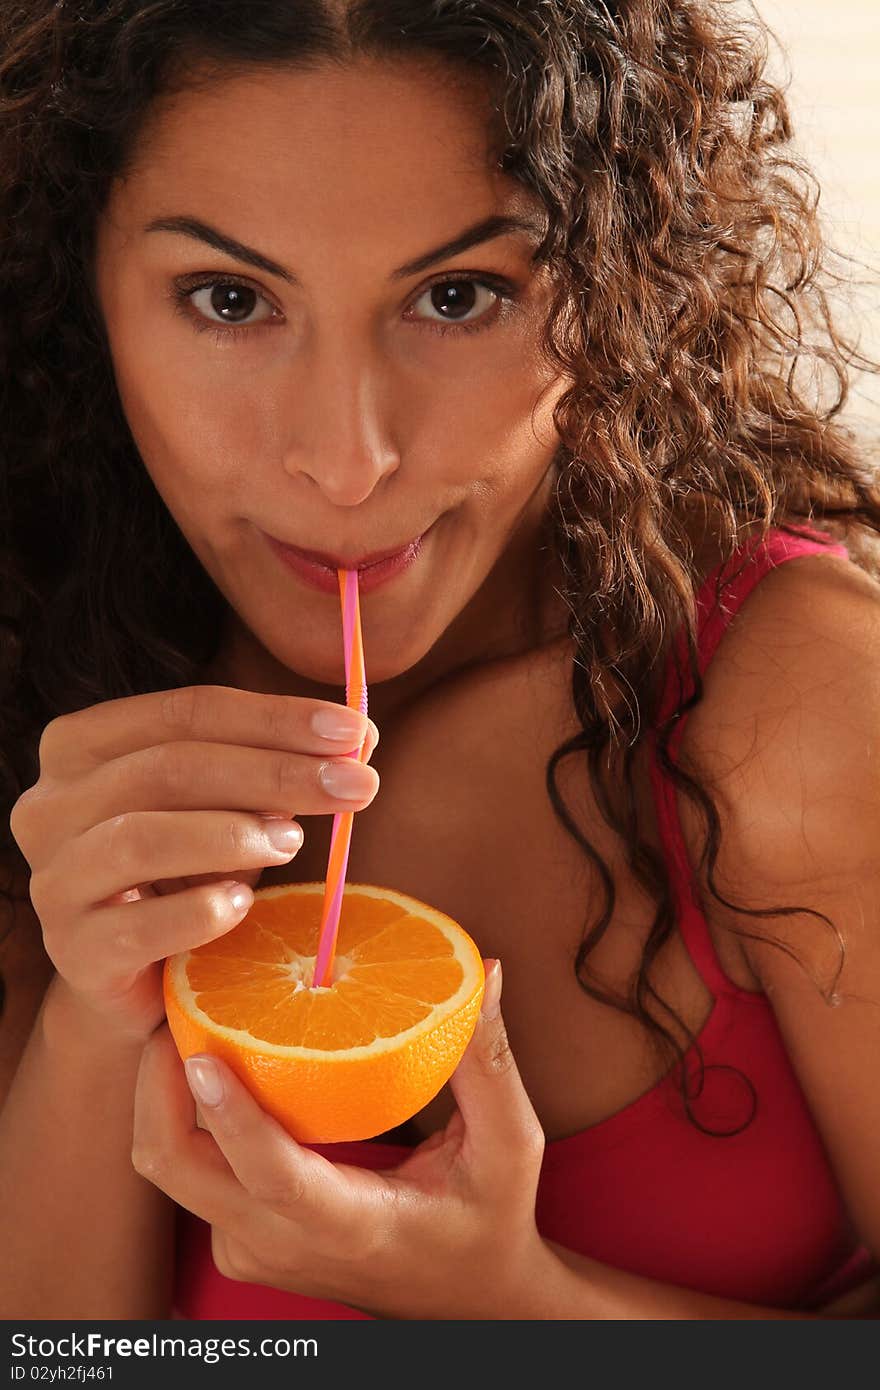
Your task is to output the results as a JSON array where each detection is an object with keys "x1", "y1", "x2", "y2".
[
  {"x1": 266, "y1": 534, "x2": 427, "y2": 571},
  {"x1": 261, "y1": 523, "x2": 434, "y2": 595}
]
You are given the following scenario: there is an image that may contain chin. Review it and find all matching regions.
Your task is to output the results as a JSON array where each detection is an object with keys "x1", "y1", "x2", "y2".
[
  {"x1": 269, "y1": 625, "x2": 433, "y2": 690},
  {"x1": 347, "y1": 648, "x2": 428, "y2": 685}
]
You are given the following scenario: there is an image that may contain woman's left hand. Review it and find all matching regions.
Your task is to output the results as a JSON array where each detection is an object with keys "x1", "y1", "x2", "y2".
[{"x1": 132, "y1": 960, "x2": 548, "y2": 1320}]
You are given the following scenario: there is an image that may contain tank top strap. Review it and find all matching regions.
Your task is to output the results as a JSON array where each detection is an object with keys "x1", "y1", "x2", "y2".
[{"x1": 647, "y1": 524, "x2": 850, "y2": 996}]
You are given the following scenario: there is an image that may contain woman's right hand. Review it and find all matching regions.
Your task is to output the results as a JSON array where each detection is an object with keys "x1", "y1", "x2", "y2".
[{"x1": 8, "y1": 685, "x2": 380, "y2": 1046}]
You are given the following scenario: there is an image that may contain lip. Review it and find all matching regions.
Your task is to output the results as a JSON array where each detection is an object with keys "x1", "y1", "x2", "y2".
[{"x1": 263, "y1": 527, "x2": 429, "y2": 594}]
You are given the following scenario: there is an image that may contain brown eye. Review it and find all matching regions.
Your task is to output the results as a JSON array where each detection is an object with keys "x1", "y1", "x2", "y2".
[
  {"x1": 411, "y1": 278, "x2": 501, "y2": 330},
  {"x1": 187, "y1": 280, "x2": 276, "y2": 327}
]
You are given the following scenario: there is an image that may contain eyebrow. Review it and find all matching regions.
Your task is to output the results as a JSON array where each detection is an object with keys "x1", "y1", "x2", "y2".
[{"x1": 142, "y1": 211, "x2": 545, "y2": 283}]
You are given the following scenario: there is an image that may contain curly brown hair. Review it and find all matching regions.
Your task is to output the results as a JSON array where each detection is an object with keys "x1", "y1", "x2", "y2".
[{"x1": 1, "y1": 0, "x2": 878, "y2": 1134}]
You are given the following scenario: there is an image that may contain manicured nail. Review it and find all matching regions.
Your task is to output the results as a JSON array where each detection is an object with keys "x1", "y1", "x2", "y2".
[
  {"x1": 259, "y1": 818, "x2": 304, "y2": 853},
  {"x1": 220, "y1": 881, "x2": 254, "y2": 914},
  {"x1": 185, "y1": 1056, "x2": 225, "y2": 1108},
  {"x1": 481, "y1": 960, "x2": 503, "y2": 1020},
  {"x1": 312, "y1": 708, "x2": 368, "y2": 742},
  {"x1": 318, "y1": 759, "x2": 376, "y2": 800}
]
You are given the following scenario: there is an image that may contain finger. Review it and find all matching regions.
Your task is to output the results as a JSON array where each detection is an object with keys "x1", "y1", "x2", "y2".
[
  {"x1": 106, "y1": 863, "x2": 262, "y2": 903},
  {"x1": 132, "y1": 1026, "x2": 322, "y2": 1273},
  {"x1": 37, "y1": 684, "x2": 374, "y2": 782},
  {"x1": 41, "y1": 806, "x2": 307, "y2": 913},
  {"x1": 39, "y1": 737, "x2": 378, "y2": 859},
  {"x1": 179, "y1": 1050, "x2": 353, "y2": 1227},
  {"x1": 48, "y1": 880, "x2": 261, "y2": 995},
  {"x1": 132, "y1": 1024, "x2": 253, "y2": 1219},
  {"x1": 447, "y1": 960, "x2": 545, "y2": 1180}
]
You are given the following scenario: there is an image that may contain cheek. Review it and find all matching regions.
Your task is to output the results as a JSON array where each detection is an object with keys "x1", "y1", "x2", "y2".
[
  {"x1": 98, "y1": 263, "x2": 270, "y2": 498},
  {"x1": 462, "y1": 372, "x2": 565, "y2": 499},
  {"x1": 423, "y1": 351, "x2": 562, "y2": 481},
  {"x1": 110, "y1": 339, "x2": 273, "y2": 508}
]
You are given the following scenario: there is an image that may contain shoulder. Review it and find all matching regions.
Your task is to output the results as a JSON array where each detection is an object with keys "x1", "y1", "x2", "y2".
[
  {"x1": 675, "y1": 547, "x2": 880, "y2": 929},
  {"x1": 677, "y1": 547, "x2": 880, "y2": 915}
]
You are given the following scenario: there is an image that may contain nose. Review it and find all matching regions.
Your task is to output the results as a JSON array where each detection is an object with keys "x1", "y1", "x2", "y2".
[{"x1": 282, "y1": 342, "x2": 401, "y2": 507}]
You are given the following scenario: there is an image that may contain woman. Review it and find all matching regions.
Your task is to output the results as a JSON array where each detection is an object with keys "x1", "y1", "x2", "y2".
[{"x1": 0, "y1": 0, "x2": 878, "y2": 1320}]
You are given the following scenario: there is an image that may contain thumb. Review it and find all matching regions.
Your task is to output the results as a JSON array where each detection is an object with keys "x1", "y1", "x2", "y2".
[{"x1": 448, "y1": 959, "x2": 545, "y2": 1169}]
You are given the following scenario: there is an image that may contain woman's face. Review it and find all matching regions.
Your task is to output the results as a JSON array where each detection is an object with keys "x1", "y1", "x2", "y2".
[{"x1": 94, "y1": 58, "x2": 570, "y2": 697}]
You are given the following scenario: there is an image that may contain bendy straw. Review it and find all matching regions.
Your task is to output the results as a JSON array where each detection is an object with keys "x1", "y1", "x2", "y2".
[{"x1": 311, "y1": 568, "x2": 368, "y2": 988}]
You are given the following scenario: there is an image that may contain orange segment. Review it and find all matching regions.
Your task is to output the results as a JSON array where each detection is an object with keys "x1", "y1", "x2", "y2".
[
  {"x1": 334, "y1": 977, "x2": 434, "y2": 1036},
  {"x1": 349, "y1": 917, "x2": 456, "y2": 963},
  {"x1": 346, "y1": 958, "x2": 464, "y2": 1002},
  {"x1": 195, "y1": 921, "x2": 299, "y2": 965},
  {"x1": 248, "y1": 888, "x2": 408, "y2": 953},
  {"x1": 163, "y1": 881, "x2": 485, "y2": 1142}
]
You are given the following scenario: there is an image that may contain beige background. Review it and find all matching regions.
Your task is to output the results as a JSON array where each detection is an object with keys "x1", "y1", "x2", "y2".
[{"x1": 748, "y1": 0, "x2": 880, "y2": 430}]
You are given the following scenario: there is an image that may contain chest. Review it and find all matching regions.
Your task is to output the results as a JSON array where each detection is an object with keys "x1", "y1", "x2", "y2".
[{"x1": 257, "y1": 639, "x2": 759, "y2": 1145}]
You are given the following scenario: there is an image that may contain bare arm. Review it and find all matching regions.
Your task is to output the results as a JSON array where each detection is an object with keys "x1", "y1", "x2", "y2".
[
  {"x1": 527, "y1": 1240, "x2": 876, "y2": 1320},
  {"x1": 0, "y1": 969, "x2": 175, "y2": 1320}
]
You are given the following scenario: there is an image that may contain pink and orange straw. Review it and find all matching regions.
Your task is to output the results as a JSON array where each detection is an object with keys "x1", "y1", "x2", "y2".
[{"x1": 310, "y1": 567, "x2": 369, "y2": 988}]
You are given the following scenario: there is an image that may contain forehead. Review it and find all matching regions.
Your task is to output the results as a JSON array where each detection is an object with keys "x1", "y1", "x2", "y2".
[{"x1": 113, "y1": 58, "x2": 528, "y2": 236}]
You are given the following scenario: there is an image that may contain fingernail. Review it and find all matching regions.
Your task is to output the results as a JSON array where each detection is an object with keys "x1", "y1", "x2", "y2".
[
  {"x1": 367, "y1": 718, "x2": 380, "y2": 747},
  {"x1": 318, "y1": 759, "x2": 376, "y2": 800},
  {"x1": 311, "y1": 707, "x2": 368, "y2": 742},
  {"x1": 219, "y1": 881, "x2": 253, "y2": 914},
  {"x1": 481, "y1": 960, "x2": 503, "y2": 1020},
  {"x1": 259, "y1": 818, "x2": 304, "y2": 853},
  {"x1": 185, "y1": 1056, "x2": 225, "y2": 1108}
]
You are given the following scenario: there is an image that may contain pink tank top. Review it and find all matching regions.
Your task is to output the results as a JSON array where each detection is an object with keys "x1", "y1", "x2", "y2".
[{"x1": 172, "y1": 524, "x2": 878, "y2": 1319}]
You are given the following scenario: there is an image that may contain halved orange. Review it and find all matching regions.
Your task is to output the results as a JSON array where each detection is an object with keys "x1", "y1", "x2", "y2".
[{"x1": 163, "y1": 882, "x2": 485, "y2": 1143}]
